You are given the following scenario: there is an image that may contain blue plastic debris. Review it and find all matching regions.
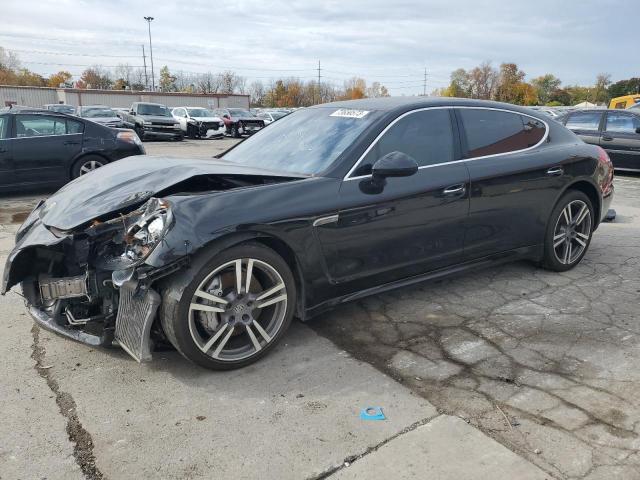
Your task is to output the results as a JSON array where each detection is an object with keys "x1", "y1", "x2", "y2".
[{"x1": 360, "y1": 407, "x2": 386, "y2": 420}]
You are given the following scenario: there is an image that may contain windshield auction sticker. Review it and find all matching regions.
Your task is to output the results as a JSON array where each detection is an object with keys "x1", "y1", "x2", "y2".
[{"x1": 330, "y1": 109, "x2": 370, "y2": 119}]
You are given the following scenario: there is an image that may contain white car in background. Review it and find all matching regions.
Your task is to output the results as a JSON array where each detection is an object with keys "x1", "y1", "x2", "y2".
[
  {"x1": 256, "y1": 110, "x2": 290, "y2": 125},
  {"x1": 171, "y1": 107, "x2": 225, "y2": 139}
]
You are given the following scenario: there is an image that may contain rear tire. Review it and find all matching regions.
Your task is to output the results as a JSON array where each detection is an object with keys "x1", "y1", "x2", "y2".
[
  {"x1": 159, "y1": 243, "x2": 296, "y2": 370},
  {"x1": 71, "y1": 155, "x2": 107, "y2": 179},
  {"x1": 542, "y1": 190, "x2": 594, "y2": 272}
]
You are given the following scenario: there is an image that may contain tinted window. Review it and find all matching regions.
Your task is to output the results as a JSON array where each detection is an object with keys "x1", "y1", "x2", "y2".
[
  {"x1": 565, "y1": 111, "x2": 603, "y2": 131},
  {"x1": 66, "y1": 119, "x2": 84, "y2": 134},
  {"x1": 354, "y1": 109, "x2": 454, "y2": 176},
  {"x1": 0, "y1": 116, "x2": 7, "y2": 139},
  {"x1": 605, "y1": 113, "x2": 640, "y2": 134},
  {"x1": 15, "y1": 115, "x2": 66, "y2": 137},
  {"x1": 460, "y1": 109, "x2": 544, "y2": 157}
]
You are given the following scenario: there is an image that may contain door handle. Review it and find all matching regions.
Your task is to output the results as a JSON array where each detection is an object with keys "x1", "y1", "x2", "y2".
[
  {"x1": 546, "y1": 167, "x2": 564, "y2": 176},
  {"x1": 602, "y1": 136, "x2": 613, "y2": 141},
  {"x1": 442, "y1": 184, "x2": 465, "y2": 195},
  {"x1": 64, "y1": 141, "x2": 79, "y2": 145}
]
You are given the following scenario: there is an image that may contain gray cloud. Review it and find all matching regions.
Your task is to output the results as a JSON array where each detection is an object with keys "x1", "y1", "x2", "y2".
[{"x1": 1, "y1": 0, "x2": 636, "y2": 94}]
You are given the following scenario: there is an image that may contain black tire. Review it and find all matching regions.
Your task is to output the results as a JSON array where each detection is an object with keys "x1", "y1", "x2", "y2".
[
  {"x1": 134, "y1": 125, "x2": 145, "y2": 141},
  {"x1": 542, "y1": 190, "x2": 594, "y2": 272},
  {"x1": 71, "y1": 155, "x2": 107, "y2": 179},
  {"x1": 159, "y1": 243, "x2": 296, "y2": 370},
  {"x1": 232, "y1": 124, "x2": 241, "y2": 138},
  {"x1": 174, "y1": 134, "x2": 184, "y2": 142},
  {"x1": 186, "y1": 124, "x2": 196, "y2": 139}
]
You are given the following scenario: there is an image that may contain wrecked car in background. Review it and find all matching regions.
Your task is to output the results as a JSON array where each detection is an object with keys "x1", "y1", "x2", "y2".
[
  {"x1": 214, "y1": 108, "x2": 265, "y2": 137},
  {"x1": 171, "y1": 107, "x2": 224, "y2": 139},
  {"x1": 2, "y1": 97, "x2": 613, "y2": 371}
]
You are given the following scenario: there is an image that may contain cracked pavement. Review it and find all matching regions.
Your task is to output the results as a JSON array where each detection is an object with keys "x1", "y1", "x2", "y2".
[
  {"x1": 0, "y1": 153, "x2": 637, "y2": 479},
  {"x1": 312, "y1": 175, "x2": 640, "y2": 480}
]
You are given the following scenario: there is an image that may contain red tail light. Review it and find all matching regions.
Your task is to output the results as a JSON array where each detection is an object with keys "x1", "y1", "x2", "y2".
[{"x1": 596, "y1": 146, "x2": 614, "y2": 195}]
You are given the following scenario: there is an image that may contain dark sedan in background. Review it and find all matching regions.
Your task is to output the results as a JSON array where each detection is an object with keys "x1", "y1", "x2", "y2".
[
  {"x1": 557, "y1": 108, "x2": 640, "y2": 172},
  {"x1": 0, "y1": 106, "x2": 145, "y2": 191},
  {"x1": 76, "y1": 105, "x2": 124, "y2": 128},
  {"x1": 2, "y1": 98, "x2": 614, "y2": 371}
]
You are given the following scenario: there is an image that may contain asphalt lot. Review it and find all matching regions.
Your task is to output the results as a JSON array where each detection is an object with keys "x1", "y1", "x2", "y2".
[{"x1": 1, "y1": 140, "x2": 639, "y2": 479}]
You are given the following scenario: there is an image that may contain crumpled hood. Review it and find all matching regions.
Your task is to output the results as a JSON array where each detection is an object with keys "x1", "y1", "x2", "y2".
[{"x1": 39, "y1": 156, "x2": 305, "y2": 231}]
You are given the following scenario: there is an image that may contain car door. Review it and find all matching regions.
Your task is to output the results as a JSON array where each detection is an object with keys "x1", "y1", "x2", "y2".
[
  {"x1": 458, "y1": 107, "x2": 557, "y2": 259},
  {"x1": 0, "y1": 114, "x2": 13, "y2": 188},
  {"x1": 563, "y1": 110, "x2": 605, "y2": 146},
  {"x1": 12, "y1": 114, "x2": 83, "y2": 186},
  {"x1": 600, "y1": 111, "x2": 640, "y2": 171},
  {"x1": 315, "y1": 108, "x2": 470, "y2": 285}
]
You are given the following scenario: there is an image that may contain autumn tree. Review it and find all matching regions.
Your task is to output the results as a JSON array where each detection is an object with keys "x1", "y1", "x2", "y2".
[
  {"x1": 47, "y1": 71, "x2": 72, "y2": 88},
  {"x1": 77, "y1": 66, "x2": 112, "y2": 89},
  {"x1": 249, "y1": 80, "x2": 265, "y2": 106},
  {"x1": 366, "y1": 82, "x2": 390, "y2": 98},
  {"x1": 342, "y1": 77, "x2": 367, "y2": 99},
  {"x1": 159, "y1": 65, "x2": 177, "y2": 92},
  {"x1": 594, "y1": 73, "x2": 611, "y2": 104},
  {"x1": 531, "y1": 74, "x2": 561, "y2": 105},
  {"x1": 495, "y1": 63, "x2": 526, "y2": 103}
]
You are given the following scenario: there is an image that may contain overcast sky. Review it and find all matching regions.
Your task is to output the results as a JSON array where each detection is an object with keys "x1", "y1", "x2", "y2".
[{"x1": 1, "y1": 0, "x2": 637, "y2": 95}]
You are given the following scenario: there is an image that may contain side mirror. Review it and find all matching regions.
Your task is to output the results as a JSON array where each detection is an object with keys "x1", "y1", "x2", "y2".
[
  {"x1": 372, "y1": 151, "x2": 419, "y2": 179},
  {"x1": 223, "y1": 114, "x2": 230, "y2": 119},
  {"x1": 636, "y1": 127, "x2": 640, "y2": 134},
  {"x1": 130, "y1": 110, "x2": 136, "y2": 115}
]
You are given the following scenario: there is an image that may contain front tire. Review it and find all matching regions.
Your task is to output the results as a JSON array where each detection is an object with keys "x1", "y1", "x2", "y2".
[
  {"x1": 542, "y1": 190, "x2": 594, "y2": 271},
  {"x1": 160, "y1": 243, "x2": 296, "y2": 370}
]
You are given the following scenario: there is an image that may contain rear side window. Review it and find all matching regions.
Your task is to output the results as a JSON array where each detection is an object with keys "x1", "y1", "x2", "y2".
[
  {"x1": 459, "y1": 109, "x2": 545, "y2": 158},
  {"x1": 605, "y1": 113, "x2": 640, "y2": 134},
  {"x1": 565, "y1": 111, "x2": 603, "y2": 131},
  {"x1": 66, "y1": 119, "x2": 84, "y2": 134},
  {"x1": 353, "y1": 109, "x2": 454, "y2": 176}
]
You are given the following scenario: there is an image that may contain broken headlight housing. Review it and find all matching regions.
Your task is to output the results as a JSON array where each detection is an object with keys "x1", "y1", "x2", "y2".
[{"x1": 121, "y1": 197, "x2": 173, "y2": 266}]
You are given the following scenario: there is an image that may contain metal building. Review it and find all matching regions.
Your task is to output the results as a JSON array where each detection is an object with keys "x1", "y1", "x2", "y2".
[{"x1": 0, "y1": 85, "x2": 249, "y2": 109}]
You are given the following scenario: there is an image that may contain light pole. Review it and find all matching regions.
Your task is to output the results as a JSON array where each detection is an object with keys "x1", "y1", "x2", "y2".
[{"x1": 143, "y1": 16, "x2": 155, "y2": 91}]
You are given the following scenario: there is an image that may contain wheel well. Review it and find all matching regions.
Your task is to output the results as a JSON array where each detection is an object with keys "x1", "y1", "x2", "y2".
[
  {"x1": 251, "y1": 235, "x2": 306, "y2": 319},
  {"x1": 566, "y1": 181, "x2": 601, "y2": 226}
]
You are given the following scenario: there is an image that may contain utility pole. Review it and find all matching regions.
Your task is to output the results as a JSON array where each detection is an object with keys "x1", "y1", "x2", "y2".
[
  {"x1": 144, "y1": 16, "x2": 155, "y2": 91},
  {"x1": 317, "y1": 60, "x2": 321, "y2": 105},
  {"x1": 141, "y1": 44, "x2": 149, "y2": 90},
  {"x1": 423, "y1": 67, "x2": 427, "y2": 96}
]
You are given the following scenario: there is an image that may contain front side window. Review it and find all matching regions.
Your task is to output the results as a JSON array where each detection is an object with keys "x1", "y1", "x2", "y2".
[
  {"x1": 460, "y1": 109, "x2": 544, "y2": 158},
  {"x1": 565, "y1": 111, "x2": 603, "y2": 131},
  {"x1": 15, "y1": 115, "x2": 67, "y2": 137},
  {"x1": 354, "y1": 109, "x2": 454, "y2": 176},
  {"x1": 605, "y1": 113, "x2": 640, "y2": 134}
]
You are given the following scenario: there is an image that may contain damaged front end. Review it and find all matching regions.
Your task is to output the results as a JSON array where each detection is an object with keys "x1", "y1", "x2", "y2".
[{"x1": 3, "y1": 197, "x2": 183, "y2": 362}]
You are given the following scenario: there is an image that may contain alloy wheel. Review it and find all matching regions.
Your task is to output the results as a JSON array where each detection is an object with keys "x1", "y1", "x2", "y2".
[
  {"x1": 79, "y1": 159, "x2": 104, "y2": 175},
  {"x1": 552, "y1": 199, "x2": 592, "y2": 265},
  {"x1": 188, "y1": 258, "x2": 288, "y2": 362}
]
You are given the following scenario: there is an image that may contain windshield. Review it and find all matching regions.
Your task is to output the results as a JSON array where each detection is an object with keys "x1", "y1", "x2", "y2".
[
  {"x1": 223, "y1": 107, "x2": 380, "y2": 175},
  {"x1": 187, "y1": 108, "x2": 215, "y2": 117},
  {"x1": 270, "y1": 111, "x2": 287, "y2": 120},
  {"x1": 137, "y1": 104, "x2": 171, "y2": 116},
  {"x1": 229, "y1": 109, "x2": 253, "y2": 117},
  {"x1": 82, "y1": 108, "x2": 116, "y2": 118}
]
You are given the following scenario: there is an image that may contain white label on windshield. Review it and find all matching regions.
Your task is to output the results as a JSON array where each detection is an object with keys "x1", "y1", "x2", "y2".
[{"x1": 330, "y1": 109, "x2": 370, "y2": 119}]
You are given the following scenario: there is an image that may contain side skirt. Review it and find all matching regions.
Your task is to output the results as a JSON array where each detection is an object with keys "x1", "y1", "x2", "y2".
[{"x1": 303, "y1": 244, "x2": 543, "y2": 320}]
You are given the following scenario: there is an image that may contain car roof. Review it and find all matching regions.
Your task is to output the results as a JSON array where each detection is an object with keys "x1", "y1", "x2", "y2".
[
  {"x1": 308, "y1": 96, "x2": 551, "y2": 118},
  {"x1": 570, "y1": 108, "x2": 639, "y2": 115},
  {"x1": 0, "y1": 106, "x2": 74, "y2": 116}
]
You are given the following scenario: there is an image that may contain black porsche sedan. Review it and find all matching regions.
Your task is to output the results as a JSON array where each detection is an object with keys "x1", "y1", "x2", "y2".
[
  {"x1": 0, "y1": 107, "x2": 145, "y2": 191},
  {"x1": 2, "y1": 97, "x2": 614, "y2": 370}
]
